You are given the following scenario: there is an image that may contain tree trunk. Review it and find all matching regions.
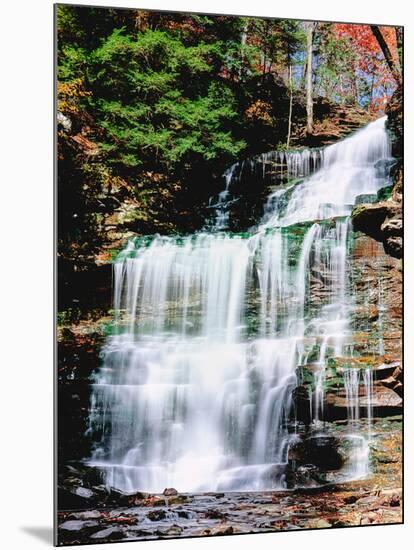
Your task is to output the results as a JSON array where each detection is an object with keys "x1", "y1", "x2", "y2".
[
  {"x1": 396, "y1": 26, "x2": 403, "y2": 72},
  {"x1": 352, "y1": 61, "x2": 359, "y2": 105},
  {"x1": 300, "y1": 58, "x2": 307, "y2": 89},
  {"x1": 286, "y1": 63, "x2": 293, "y2": 148},
  {"x1": 239, "y1": 19, "x2": 249, "y2": 80},
  {"x1": 241, "y1": 20, "x2": 248, "y2": 47},
  {"x1": 370, "y1": 75, "x2": 375, "y2": 106},
  {"x1": 339, "y1": 74, "x2": 345, "y2": 105},
  {"x1": 370, "y1": 25, "x2": 402, "y2": 87},
  {"x1": 305, "y1": 22, "x2": 314, "y2": 135}
]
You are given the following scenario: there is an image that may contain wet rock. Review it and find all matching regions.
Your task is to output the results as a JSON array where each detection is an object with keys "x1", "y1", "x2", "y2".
[
  {"x1": 328, "y1": 355, "x2": 384, "y2": 371},
  {"x1": 143, "y1": 495, "x2": 166, "y2": 507},
  {"x1": 325, "y1": 383, "x2": 402, "y2": 420},
  {"x1": 90, "y1": 526, "x2": 125, "y2": 541},
  {"x1": 360, "y1": 516, "x2": 371, "y2": 525},
  {"x1": 204, "y1": 509, "x2": 227, "y2": 520},
  {"x1": 128, "y1": 491, "x2": 147, "y2": 505},
  {"x1": 147, "y1": 509, "x2": 167, "y2": 521},
  {"x1": 331, "y1": 520, "x2": 349, "y2": 527},
  {"x1": 58, "y1": 487, "x2": 97, "y2": 510},
  {"x1": 386, "y1": 86, "x2": 402, "y2": 160},
  {"x1": 352, "y1": 202, "x2": 402, "y2": 259},
  {"x1": 176, "y1": 509, "x2": 194, "y2": 519},
  {"x1": 109, "y1": 515, "x2": 138, "y2": 525},
  {"x1": 310, "y1": 518, "x2": 332, "y2": 529},
  {"x1": 389, "y1": 494, "x2": 401, "y2": 507},
  {"x1": 106, "y1": 487, "x2": 134, "y2": 505},
  {"x1": 352, "y1": 203, "x2": 392, "y2": 240},
  {"x1": 375, "y1": 451, "x2": 398, "y2": 465},
  {"x1": 210, "y1": 525, "x2": 234, "y2": 536},
  {"x1": 163, "y1": 487, "x2": 178, "y2": 496},
  {"x1": 59, "y1": 519, "x2": 100, "y2": 536},
  {"x1": 355, "y1": 193, "x2": 379, "y2": 205},
  {"x1": 167, "y1": 494, "x2": 192, "y2": 505},
  {"x1": 292, "y1": 385, "x2": 312, "y2": 424},
  {"x1": 374, "y1": 362, "x2": 401, "y2": 380},
  {"x1": 343, "y1": 495, "x2": 358, "y2": 504},
  {"x1": 56, "y1": 477, "x2": 403, "y2": 543},
  {"x1": 74, "y1": 487, "x2": 94, "y2": 499},
  {"x1": 68, "y1": 510, "x2": 102, "y2": 520},
  {"x1": 372, "y1": 386, "x2": 402, "y2": 410},
  {"x1": 381, "y1": 217, "x2": 402, "y2": 236},
  {"x1": 287, "y1": 464, "x2": 324, "y2": 488},
  {"x1": 289, "y1": 435, "x2": 344, "y2": 470},
  {"x1": 384, "y1": 236, "x2": 402, "y2": 258},
  {"x1": 164, "y1": 524, "x2": 183, "y2": 535}
]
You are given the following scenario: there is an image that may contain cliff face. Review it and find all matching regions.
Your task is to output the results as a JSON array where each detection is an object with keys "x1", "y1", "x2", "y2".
[
  {"x1": 343, "y1": 87, "x2": 403, "y2": 433},
  {"x1": 57, "y1": 97, "x2": 377, "y2": 324},
  {"x1": 386, "y1": 86, "x2": 403, "y2": 161},
  {"x1": 293, "y1": 231, "x2": 402, "y2": 421},
  {"x1": 351, "y1": 87, "x2": 403, "y2": 259}
]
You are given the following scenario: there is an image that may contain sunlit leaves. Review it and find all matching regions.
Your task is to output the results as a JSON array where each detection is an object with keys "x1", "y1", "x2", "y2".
[{"x1": 332, "y1": 24, "x2": 400, "y2": 110}]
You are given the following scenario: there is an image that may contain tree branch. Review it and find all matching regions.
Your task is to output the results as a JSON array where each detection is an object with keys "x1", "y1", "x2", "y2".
[{"x1": 370, "y1": 25, "x2": 402, "y2": 87}]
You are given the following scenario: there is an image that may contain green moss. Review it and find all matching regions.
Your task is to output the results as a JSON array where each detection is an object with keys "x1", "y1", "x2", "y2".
[{"x1": 376, "y1": 185, "x2": 393, "y2": 201}]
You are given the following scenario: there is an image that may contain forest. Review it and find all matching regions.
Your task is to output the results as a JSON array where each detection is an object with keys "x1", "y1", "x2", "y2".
[{"x1": 57, "y1": 6, "x2": 402, "y2": 269}]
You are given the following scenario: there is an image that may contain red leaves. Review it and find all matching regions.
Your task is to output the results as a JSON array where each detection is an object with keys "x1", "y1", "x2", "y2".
[
  {"x1": 332, "y1": 23, "x2": 400, "y2": 111},
  {"x1": 334, "y1": 24, "x2": 394, "y2": 56}
]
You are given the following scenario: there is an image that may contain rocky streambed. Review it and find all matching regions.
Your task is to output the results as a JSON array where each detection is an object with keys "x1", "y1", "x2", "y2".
[{"x1": 57, "y1": 415, "x2": 402, "y2": 545}]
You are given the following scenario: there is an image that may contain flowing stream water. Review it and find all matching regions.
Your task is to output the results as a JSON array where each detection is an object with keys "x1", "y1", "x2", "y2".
[{"x1": 88, "y1": 116, "x2": 392, "y2": 493}]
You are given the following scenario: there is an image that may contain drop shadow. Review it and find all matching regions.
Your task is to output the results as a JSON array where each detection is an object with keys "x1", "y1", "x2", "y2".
[{"x1": 21, "y1": 526, "x2": 54, "y2": 545}]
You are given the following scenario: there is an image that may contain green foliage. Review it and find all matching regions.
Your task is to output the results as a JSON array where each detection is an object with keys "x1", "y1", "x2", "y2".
[
  {"x1": 57, "y1": 5, "x2": 382, "y2": 249},
  {"x1": 84, "y1": 29, "x2": 245, "y2": 175},
  {"x1": 58, "y1": 12, "x2": 252, "y2": 181},
  {"x1": 314, "y1": 25, "x2": 359, "y2": 104}
]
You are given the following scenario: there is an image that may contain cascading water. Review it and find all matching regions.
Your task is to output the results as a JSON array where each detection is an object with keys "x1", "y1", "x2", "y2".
[
  {"x1": 88, "y1": 116, "x2": 392, "y2": 493},
  {"x1": 207, "y1": 148, "x2": 323, "y2": 230},
  {"x1": 344, "y1": 368, "x2": 361, "y2": 424},
  {"x1": 342, "y1": 366, "x2": 375, "y2": 479}
]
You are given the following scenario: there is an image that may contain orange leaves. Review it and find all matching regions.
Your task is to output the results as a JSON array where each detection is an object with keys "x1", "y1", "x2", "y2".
[
  {"x1": 245, "y1": 99, "x2": 273, "y2": 124},
  {"x1": 58, "y1": 78, "x2": 91, "y2": 115},
  {"x1": 333, "y1": 23, "x2": 399, "y2": 73}
]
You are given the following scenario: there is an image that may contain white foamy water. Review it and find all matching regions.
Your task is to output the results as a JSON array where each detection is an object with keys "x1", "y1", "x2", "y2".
[{"x1": 88, "y1": 117, "x2": 391, "y2": 493}]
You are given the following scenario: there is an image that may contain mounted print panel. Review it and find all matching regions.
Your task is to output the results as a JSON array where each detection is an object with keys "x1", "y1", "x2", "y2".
[{"x1": 55, "y1": 3, "x2": 403, "y2": 546}]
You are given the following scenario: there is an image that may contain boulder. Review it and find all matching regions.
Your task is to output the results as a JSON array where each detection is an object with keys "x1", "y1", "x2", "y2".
[
  {"x1": 147, "y1": 510, "x2": 167, "y2": 521},
  {"x1": 89, "y1": 526, "x2": 125, "y2": 541},
  {"x1": 209, "y1": 525, "x2": 234, "y2": 536},
  {"x1": 352, "y1": 203, "x2": 393, "y2": 239},
  {"x1": 384, "y1": 236, "x2": 402, "y2": 258},
  {"x1": 286, "y1": 464, "x2": 325, "y2": 488},
  {"x1": 352, "y1": 202, "x2": 402, "y2": 259},
  {"x1": 289, "y1": 435, "x2": 344, "y2": 471},
  {"x1": 59, "y1": 520, "x2": 99, "y2": 532},
  {"x1": 74, "y1": 487, "x2": 94, "y2": 499},
  {"x1": 58, "y1": 487, "x2": 98, "y2": 511}
]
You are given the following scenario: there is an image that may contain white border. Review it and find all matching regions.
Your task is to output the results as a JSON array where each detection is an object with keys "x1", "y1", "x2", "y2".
[{"x1": 1, "y1": 1, "x2": 412, "y2": 549}]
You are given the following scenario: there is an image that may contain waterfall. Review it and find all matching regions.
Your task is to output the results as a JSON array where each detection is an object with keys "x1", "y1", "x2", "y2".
[
  {"x1": 342, "y1": 367, "x2": 374, "y2": 479},
  {"x1": 88, "y1": 117, "x2": 391, "y2": 493},
  {"x1": 343, "y1": 368, "x2": 361, "y2": 424},
  {"x1": 377, "y1": 278, "x2": 386, "y2": 355},
  {"x1": 209, "y1": 148, "x2": 323, "y2": 230},
  {"x1": 363, "y1": 368, "x2": 374, "y2": 436}
]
